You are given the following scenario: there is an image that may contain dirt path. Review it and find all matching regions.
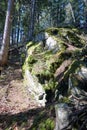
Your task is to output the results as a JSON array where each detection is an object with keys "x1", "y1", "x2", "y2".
[{"x1": 0, "y1": 53, "x2": 38, "y2": 114}]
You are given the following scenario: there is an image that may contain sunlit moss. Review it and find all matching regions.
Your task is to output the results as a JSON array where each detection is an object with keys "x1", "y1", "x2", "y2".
[
  {"x1": 46, "y1": 27, "x2": 85, "y2": 48},
  {"x1": 30, "y1": 108, "x2": 55, "y2": 130},
  {"x1": 22, "y1": 27, "x2": 86, "y2": 96}
]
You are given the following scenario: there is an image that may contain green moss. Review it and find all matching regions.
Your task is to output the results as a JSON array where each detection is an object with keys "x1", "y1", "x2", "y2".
[
  {"x1": 22, "y1": 62, "x2": 27, "y2": 75},
  {"x1": 22, "y1": 27, "x2": 87, "y2": 130},
  {"x1": 64, "y1": 60, "x2": 81, "y2": 79},
  {"x1": 23, "y1": 27, "x2": 86, "y2": 94},
  {"x1": 72, "y1": 28, "x2": 81, "y2": 34},
  {"x1": 30, "y1": 107, "x2": 55, "y2": 130},
  {"x1": 67, "y1": 31, "x2": 84, "y2": 47},
  {"x1": 43, "y1": 79, "x2": 58, "y2": 91},
  {"x1": 27, "y1": 55, "x2": 37, "y2": 64},
  {"x1": 46, "y1": 27, "x2": 59, "y2": 35},
  {"x1": 59, "y1": 96, "x2": 71, "y2": 104},
  {"x1": 46, "y1": 27, "x2": 85, "y2": 48},
  {"x1": 46, "y1": 27, "x2": 80, "y2": 37},
  {"x1": 25, "y1": 48, "x2": 72, "y2": 91},
  {"x1": 38, "y1": 118, "x2": 55, "y2": 130},
  {"x1": 26, "y1": 41, "x2": 35, "y2": 48}
]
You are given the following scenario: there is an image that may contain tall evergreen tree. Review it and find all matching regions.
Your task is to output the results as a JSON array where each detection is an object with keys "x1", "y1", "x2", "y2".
[
  {"x1": 0, "y1": 0, "x2": 14, "y2": 65},
  {"x1": 28, "y1": 0, "x2": 36, "y2": 40}
]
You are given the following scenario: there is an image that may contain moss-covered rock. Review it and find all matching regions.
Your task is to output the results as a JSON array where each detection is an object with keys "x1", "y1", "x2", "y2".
[
  {"x1": 22, "y1": 27, "x2": 87, "y2": 130},
  {"x1": 23, "y1": 27, "x2": 86, "y2": 105}
]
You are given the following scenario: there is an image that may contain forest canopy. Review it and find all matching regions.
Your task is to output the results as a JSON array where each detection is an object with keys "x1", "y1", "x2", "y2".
[{"x1": 0, "y1": 0, "x2": 87, "y2": 44}]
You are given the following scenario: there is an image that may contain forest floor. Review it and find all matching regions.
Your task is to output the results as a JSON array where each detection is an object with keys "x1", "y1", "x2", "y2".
[
  {"x1": 0, "y1": 48, "x2": 44, "y2": 129},
  {"x1": 0, "y1": 49, "x2": 39, "y2": 114}
]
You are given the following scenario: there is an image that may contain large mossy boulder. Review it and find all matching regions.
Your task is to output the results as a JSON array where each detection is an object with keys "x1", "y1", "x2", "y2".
[{"x1": 23, "y1": 27, "x2": 86, "y2": 107}]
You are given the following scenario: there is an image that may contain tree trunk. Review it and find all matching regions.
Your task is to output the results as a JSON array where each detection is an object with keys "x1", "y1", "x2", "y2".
[
  {"x1": 0, "y1": 0, "x2": 14, "y2": 66},
  {"x1": 28, "y1": 0, "x2": 36, "y2": 41},
  {"x1": 17, "y1": 4, "x2": 21, "y2": 45}
]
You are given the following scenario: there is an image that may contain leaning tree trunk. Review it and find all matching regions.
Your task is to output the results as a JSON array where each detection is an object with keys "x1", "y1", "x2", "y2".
[{"x1": 0, "y1": 0, "x2": 14, "y2": 66}]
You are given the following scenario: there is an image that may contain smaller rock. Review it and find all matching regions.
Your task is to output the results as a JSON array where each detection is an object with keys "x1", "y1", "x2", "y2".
[
  {"x1": 24, "y1": 69, "x2": 46, "y2": 107},
  {"x1": 46, "y1": 37, "x2": 58, "y2": 51},
  {"x1": 78, "y1": 67, "x2": 87, "y2": 80},
  {"x1": 55, "y1": 103, "x2": 72, "y2": 130}
]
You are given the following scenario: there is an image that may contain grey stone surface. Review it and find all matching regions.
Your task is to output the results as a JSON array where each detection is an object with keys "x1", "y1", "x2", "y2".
[
  {"x1": 24, "y1": 69, "x2": 46, "y2": 107},
  {"x1": 55, "y1": 103, "x2": 72, "y2": 130},
  {"x1": 46, "y1": 37, "x2": 59, "y2": 51},
  {"x1": 78, "y1": 67, "x2": 87, "y2": 80}
]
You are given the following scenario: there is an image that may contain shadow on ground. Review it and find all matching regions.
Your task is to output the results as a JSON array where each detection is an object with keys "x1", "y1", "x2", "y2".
[{"x1": 0, "y1": 104, "x2": 55, "y2": 130}]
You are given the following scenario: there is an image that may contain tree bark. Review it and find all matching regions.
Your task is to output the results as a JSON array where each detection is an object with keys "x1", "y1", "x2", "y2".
[
  {"x1": 0, "y1": 0, "x2": 14, "y2": 65},
  {"x1": 28, "y1": 0, "x2": 36, "y2": 41}
]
